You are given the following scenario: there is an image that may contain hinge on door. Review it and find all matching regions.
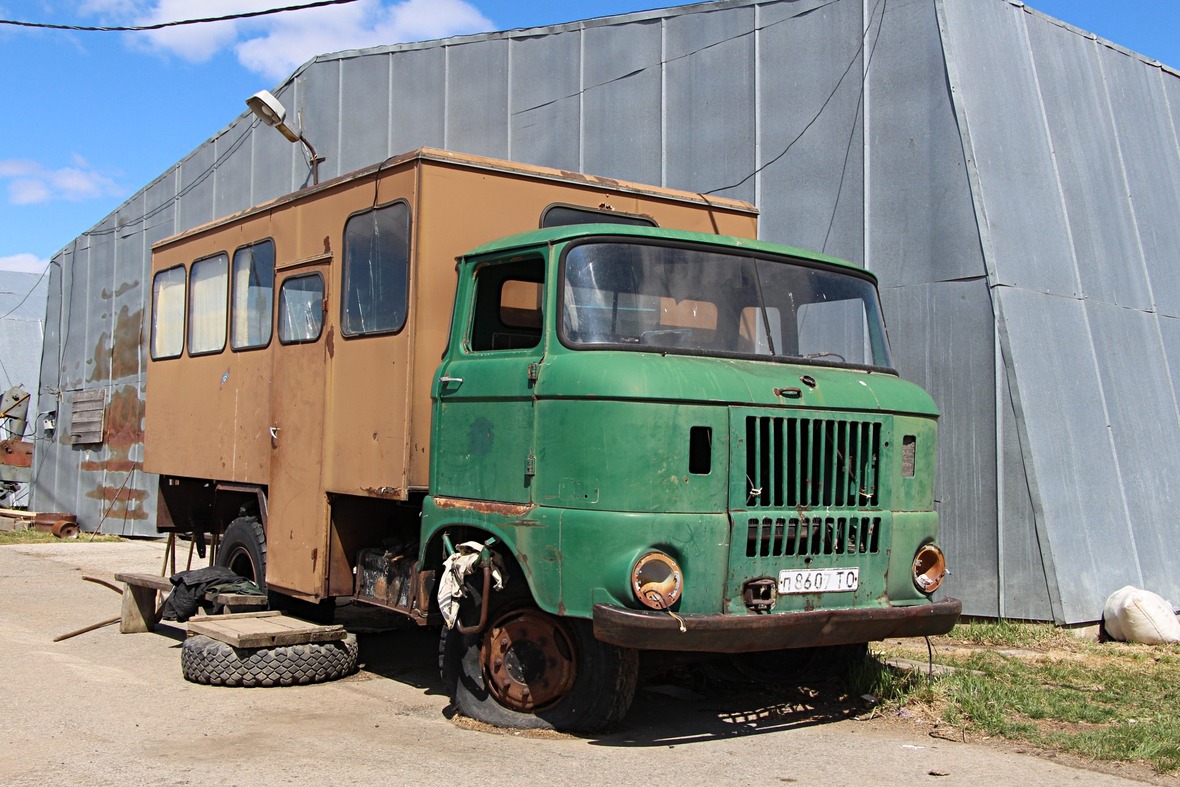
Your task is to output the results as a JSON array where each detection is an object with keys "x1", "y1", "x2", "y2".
[
  {"x1": 525, "y1": 454, "x2": 536, "y2": 477},
  {"x1": 527, "y1": 362, "x2": 540, "y2": 383}
]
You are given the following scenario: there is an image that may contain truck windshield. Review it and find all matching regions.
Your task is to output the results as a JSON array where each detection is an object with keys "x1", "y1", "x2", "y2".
[{"x1": 561, "y1": 241, "x2": 893, "y2": 369}]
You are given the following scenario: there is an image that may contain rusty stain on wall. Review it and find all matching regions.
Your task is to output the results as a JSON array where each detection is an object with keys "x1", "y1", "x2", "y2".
[
  {"x1": 88, "y1": 306, "x2": 144, "y2": 383},
  {"x1": 100, "y1": 280, "x2": 140, "y2": 301},
  {"x1": 81, "y1": 384, "x2": 147, "y2": 522}
]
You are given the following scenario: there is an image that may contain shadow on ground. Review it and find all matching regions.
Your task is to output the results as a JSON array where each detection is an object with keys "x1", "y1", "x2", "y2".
[{"x1": 347, "y1": 603, "x2": 862, "y2": 746}]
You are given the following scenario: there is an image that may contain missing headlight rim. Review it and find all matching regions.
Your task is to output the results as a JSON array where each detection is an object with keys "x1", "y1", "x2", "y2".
[
  {"x1": 632, "y1": 551, "x2": 684, "y2": 610},
  {"x1": 912, "y1": 543, "x2": 947, "y2": 594}
]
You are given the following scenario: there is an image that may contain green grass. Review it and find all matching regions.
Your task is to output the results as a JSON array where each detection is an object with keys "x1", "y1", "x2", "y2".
[
  {"x1": 868, "y1": 623, "x2": 1180, "y2": 773},
  {"x1": 0, "y1": 527, "x2": 122, "y2": 545}
]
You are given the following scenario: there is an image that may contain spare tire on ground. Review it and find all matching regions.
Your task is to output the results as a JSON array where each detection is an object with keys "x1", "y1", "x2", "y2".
[{"x1": 181, "y1": 633, "x2": 359, "y2": 687}]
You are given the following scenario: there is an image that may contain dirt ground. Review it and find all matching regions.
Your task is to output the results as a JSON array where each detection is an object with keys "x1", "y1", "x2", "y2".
[{"x1": 0, "y1": 541, "x2": 1166, "y2": 786}]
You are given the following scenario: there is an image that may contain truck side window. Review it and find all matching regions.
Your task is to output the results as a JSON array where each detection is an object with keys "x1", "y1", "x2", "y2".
[
  {"x1": 342, "y1": 201, "x2": 411, "y2": 336},
  {"x1": 541, "y1": 204, "x2": 656, "y2": 228},
  {"x1": 188, "y1": 253, "x2": 229, "y2": 355},
  {"x1": 278, "y1": 273, "x2": 325, "y2": 345},
  {"x1": 231, "y1": 240, "x2": 275, "y2": 350},
  {"x1": 470, "y1": 259, "x2": 543, "y2": 351},
  {"x1": 151, "y1": 265, "x2": 186, "y2": 360}
]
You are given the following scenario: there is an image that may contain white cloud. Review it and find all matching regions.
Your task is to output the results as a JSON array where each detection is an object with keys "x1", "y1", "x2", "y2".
[
  {"x1": 0, "y1": 254, "x2": 50, "y2": 275},
  {"x1": 0, "y1": 156, "x2": 124, "y2": 205},
  {"x1": 107, "y1": 0, "x2": 493, "y2": 80}
]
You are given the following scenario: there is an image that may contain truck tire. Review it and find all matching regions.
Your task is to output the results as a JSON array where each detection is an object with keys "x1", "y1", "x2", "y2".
[
  {"x1": 181, "y1": 633, "x2": 358, "y2": 687},
  {"x1": 440, "y1": 587, "x2": 638, "y2": 732},
  {"x1": 217, "y1": 516, "x2": 266, "y2": 588}
]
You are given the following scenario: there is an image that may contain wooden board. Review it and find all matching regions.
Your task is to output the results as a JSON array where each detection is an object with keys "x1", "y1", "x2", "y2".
[
  {"x1": 114, "y1": 572, "x2": 173, "y2": 592},
  {"x1": 187, "y1": 613, "x2": 346, "y2": 648}
]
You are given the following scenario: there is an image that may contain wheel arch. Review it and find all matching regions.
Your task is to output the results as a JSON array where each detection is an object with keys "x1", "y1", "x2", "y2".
[{"x1": 420, "y1": 515, "x2": 561, "y2": 617}]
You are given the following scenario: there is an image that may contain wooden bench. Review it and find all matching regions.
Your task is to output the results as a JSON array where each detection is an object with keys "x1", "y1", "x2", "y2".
[
  {"x1": 113, "y1": 572, "x2": 267, "y2": 633},
  {"x1": 114, "y1": 573, "x2": 172, "y2": 634}
]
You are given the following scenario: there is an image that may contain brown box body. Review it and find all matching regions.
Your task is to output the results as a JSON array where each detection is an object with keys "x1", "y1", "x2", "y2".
[{"x1": 144, "y1": 148, "x2": 757, "y2": 599}]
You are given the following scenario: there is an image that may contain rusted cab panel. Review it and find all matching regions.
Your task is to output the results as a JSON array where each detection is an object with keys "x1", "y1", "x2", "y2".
[{"x1": 144, "y1": 148, "x2": 756, "y2": 599}]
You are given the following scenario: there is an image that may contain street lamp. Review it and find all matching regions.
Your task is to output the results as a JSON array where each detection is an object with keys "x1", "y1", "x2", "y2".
[{"x1": 246, "y1": 89, "x2": 325, "y2": 186}]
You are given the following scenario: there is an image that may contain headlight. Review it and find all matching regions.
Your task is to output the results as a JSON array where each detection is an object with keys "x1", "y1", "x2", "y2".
[
  {"x1": 632, "y1": 552, "x2": 683, "y2": 610},
  {"x1": 912, "y1": 543, "x2": 947, "y2": 594}
]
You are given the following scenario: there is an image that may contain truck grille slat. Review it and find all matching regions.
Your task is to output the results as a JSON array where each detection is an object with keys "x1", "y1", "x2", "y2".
[
  {"x1": 744, "y1": 516, "x2": 881, "y2": 558},
  {"x1": 744, "y1": 416, "x2": 880, "y2": 508}
]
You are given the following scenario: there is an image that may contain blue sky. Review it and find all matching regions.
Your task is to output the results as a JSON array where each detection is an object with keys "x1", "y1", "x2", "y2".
[{"x1": 0, "y1": 0, "x2": 1177, "y2": 274}]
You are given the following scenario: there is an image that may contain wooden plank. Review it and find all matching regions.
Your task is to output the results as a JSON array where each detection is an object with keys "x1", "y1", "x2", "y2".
[
  {"x1": 207, "y1": 592, "x2": 268, "y2": 606},
  {"x1": 115, "y1": 572, "x2": 173, "y2": 592},
  {"x1": 119, "y1": 584, "x2": 158, "y2": 633},
  {"x1": 190, "y1": 609, "x2": 282, "y2": 621},
  {"x1": 187, "y1": 613, "x2": 345, "y2": 648}
]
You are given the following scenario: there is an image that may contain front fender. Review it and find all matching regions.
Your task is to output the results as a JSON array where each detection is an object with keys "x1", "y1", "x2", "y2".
[{"x1": 421, "y1": 496, "x2": 562, "y2": 614}]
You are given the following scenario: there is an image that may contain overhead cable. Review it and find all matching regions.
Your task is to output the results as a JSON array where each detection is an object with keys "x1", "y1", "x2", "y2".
[{"x1": 0, "y1": 0, "x2": 359, "y2": 32}]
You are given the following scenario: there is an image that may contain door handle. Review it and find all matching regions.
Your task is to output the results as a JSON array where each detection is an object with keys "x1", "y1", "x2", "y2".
[
  {"x1": 269, "y1": 426, "x2": 280, "y2": 441},
  {"x1": 439, "y1": 376, "x2": 464, "y2": 386}
]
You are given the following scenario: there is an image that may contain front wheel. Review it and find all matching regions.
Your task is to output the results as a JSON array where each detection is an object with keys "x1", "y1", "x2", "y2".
[{"x1": 441, "y1": 597, "x2": 638, "y2": 732}]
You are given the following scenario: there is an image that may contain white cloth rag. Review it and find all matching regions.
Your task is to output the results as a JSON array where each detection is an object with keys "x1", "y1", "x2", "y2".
[{"x1": 438, "y1": 541, "x2": 504, "y2": 629}]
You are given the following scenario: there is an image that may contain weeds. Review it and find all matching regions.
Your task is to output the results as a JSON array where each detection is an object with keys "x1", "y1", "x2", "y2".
[
  {"x1": 874, "y1": 623, "x2": 1180, "y2": 773},
  {"x1": 0, "y1": 528, "x2": 121, "y2": 545}
]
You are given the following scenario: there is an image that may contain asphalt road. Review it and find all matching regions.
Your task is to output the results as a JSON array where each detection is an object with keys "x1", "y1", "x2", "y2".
[{"x1": 0, "y1": 542, "x2": 1155, "y2": 786}]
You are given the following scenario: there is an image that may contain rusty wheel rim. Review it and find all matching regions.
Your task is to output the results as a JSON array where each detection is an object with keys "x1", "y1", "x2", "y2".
[{"x1": 480, "y1": 608, "x2": 577, "y2": 712}]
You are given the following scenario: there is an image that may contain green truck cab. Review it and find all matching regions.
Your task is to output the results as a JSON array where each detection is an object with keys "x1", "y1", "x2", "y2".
[{"x1": 426, "y1": 224, "x2": 960, "y2": 729}]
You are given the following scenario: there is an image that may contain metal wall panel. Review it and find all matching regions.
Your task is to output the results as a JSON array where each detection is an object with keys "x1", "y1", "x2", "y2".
[
  {"x1": 340, "y1": 54, "x2": 393, "y2": 174},
  {"x1": 665, "y1": 5, "x2": 756, "y2": 203},
  {"x1": 0, "y1": 271, "x2": 48, "y2": 462},
  {"x1": 868, "y1": 0, "x2": 982, "y2": 287},
  {"x1": 939, "y1": 0, "x2": 1078, "y2": 297},
  {"x1": 1087, "y1": 302, "x2": 1180, "y2": 603},
  {"x1": 175, "y1": 144, "x2": 217, "y2": 233},
  {"x1": 389, "y1": 47, "x2": 447, "y2": 155},
  {"x1": 297, "y1": 59, "x2": 344, "y2": 186},
  {"x1": 143, "y1": 172, "x2": 178, "y2": 248},
  {"x1": 995, "y1": 288, "x2": 1136, "y2": 623},
  {"x1": 1025, "y1": 20, "x2": 1153, "y2": 311},
  {"x1": 33, "y1": 251, "x2": 66, "y2": 512},
  {"x1": 998, "y1": 361, "x2": 1053, "y2": 621},
  {"x1": 1105, "y1": 58, "x2": 1180, "y2": 319},
  {"x1": 445, "y1": 38, "x2": 509, "y2": 159},
  {"x1": 508, "y1": 31, "x2": 583, "y2": 171},
  {"x1": 881, "y1": 278, "x2": 999, "y2": 617},
  {"x1": 755, "y1": 0, "x2": 864, "y2": 259},
  {"x1": 581, "y1": 18, "x2": 664, "y2": 185},
  {"x1": 212, "y1": 119, "x2": 256, "y2": 221},
  {"x1": 242, "y1": 82, "x2": 301, "y2": 202}
]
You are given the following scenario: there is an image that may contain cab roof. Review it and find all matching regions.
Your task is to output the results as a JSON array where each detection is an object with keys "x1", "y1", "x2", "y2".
[{"x1": 461, "y1": 223, "x2": 870, "y2": 277}]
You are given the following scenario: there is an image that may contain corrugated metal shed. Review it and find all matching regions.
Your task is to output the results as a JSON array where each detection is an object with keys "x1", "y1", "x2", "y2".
[
  {"x1": 0, "y1": 270, "x2": 47, "y2": 507},
  {"x1": 32, "y1": 0, "x2": 1180, "y2": 623}
]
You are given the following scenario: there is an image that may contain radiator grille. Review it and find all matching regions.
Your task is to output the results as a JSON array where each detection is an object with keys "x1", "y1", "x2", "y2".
[
  {"x1": 744, "y1": 516, "x2": 881, "y2": 557},
  {"x1": 744, "y1": 416, "x2": 881, "y2": 508}
]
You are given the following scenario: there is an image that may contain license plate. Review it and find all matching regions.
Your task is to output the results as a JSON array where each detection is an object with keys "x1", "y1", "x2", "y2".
[{"x1": 778, "y1": 567, "x2": 859, "y2": 594}]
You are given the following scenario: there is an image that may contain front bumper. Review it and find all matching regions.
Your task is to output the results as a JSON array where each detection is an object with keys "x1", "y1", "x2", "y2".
[{"x1": 593, "y1": 597, "x2": 962, "y2": 653}]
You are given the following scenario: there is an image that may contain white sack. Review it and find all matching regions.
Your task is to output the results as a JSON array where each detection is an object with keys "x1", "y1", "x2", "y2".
[{"x1": 1102, "y1": 585, "x2": 1180, "y2": 644}]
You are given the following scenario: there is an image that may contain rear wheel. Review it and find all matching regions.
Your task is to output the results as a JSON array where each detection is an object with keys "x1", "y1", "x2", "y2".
[
  {"x1": 217, "y1": 516, "x2": 266, "y2": 588},
  {"x1": 440, "y1": 585, "x2": 638, "y2": 731}
]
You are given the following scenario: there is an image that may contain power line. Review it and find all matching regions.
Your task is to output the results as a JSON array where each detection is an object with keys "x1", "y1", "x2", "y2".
[{"x1": 0, "y1": 0, "x2": 359, "y2": 32}]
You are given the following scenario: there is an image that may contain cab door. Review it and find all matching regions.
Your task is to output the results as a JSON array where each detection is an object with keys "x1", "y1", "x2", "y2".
[
  {"x1": 432, "y1": 255, "x2": 546, "y2": 504},
  {"x1": 266, "y1": 264, "x2": 331, "y2": 597}
]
